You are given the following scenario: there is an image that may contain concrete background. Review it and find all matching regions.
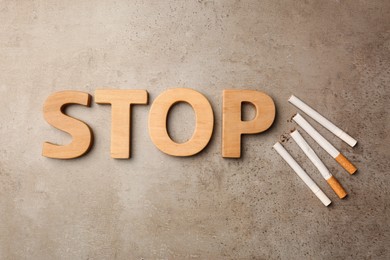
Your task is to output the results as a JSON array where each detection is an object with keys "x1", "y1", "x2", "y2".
[{"x1": 0, "y1": 0, "x2": 389, "y2": 259}]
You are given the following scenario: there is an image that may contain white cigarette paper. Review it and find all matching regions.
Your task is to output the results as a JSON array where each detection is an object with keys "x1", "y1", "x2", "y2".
[
  {"x1": 293, "y1": 113, "x2": 339, "y2": 157},
  {"x1": 290, "y1": 130, "x2": 331, "y2": 180},
  {"x1": 293, "y1": 113, "x2": 357, "y2": 175},
  {"x1": 273, "y1": 142, "x2": 331, "y2": 206},
  {"x1": 290, "y1": 130, "x2": 348, "y2": 198},
  {"x1": 289, "y1": 95, "x2": 357, "y2": 147}
]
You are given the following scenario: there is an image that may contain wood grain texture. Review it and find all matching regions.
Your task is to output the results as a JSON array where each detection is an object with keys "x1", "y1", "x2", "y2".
[
  {"x1": 327, "y1": 175, "x2": 347, "y2": 199},
  {"x1": 42, "y1": 91, "x2": 93, "y2": 159},
  {"x1": 95, "y1": 89, "x2": 148, "y2": 158},
  {"x1": 148, "y1": 88, "x2": 214, "y2": 156},
  {"x1": 222, "y1": 90, "x2": 275, "y2": 158}
]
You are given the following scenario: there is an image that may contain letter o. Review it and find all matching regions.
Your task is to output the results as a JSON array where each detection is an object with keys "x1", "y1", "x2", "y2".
[{"x1": 148, "y1": 88, "x2": 214, "y2": 156}]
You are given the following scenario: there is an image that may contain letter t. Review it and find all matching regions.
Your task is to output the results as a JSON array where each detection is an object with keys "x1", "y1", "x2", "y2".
[{"x1": 95, "y1": 89, "x2": 148, "y2": 158}]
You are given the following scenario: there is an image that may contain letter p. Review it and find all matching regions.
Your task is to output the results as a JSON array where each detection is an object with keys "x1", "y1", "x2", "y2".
[{"x1": 222, "y1": 90, "x2": 275, "y2": 158}]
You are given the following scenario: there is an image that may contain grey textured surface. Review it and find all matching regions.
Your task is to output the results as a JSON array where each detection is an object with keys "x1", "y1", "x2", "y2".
[{"x1": 0, "y1": 0, "x2": 389, "y2": 259}]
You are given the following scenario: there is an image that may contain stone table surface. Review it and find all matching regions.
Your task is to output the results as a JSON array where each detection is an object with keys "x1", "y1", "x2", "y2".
[{"x1": 0, "y1": 0, "x2": 389, "y2": 259}]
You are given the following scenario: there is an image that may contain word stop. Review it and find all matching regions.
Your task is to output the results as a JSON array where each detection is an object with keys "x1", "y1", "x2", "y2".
[{"x1": 42, "y1": 88, "x2": 275, "y2": 159}]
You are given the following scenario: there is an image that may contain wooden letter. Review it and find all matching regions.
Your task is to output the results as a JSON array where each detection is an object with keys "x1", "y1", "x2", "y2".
[
  {"x1": 222, "y1": 90, "x2": 275, "y2": 158},
  {"x1": 95, "y1": 89, "x2": 148, "y2": 158},
  {"x1": 149, "y1": 88, "x2": 214, "y2": 156},
  {"x1": 42, "y1": 91, "x2": 93, "y2": 159}
]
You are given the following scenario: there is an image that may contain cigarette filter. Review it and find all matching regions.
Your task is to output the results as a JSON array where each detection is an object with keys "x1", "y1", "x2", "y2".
[
  {"x1": 289, "y1": 95, "x2": 357, "y2": 147},
  {"x1": 273, "y1": 142, "x2": 331, "y2": 206},
  {"x1": 290, "y1": 130, "x2": 347, "y2": 199},
  {"x1": 293, "y1": 113, "x2": 357, "y2": 175}
]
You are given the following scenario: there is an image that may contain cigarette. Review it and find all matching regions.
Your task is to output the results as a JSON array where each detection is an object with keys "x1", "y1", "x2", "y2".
[
  {"x1": 289, "y1": 95, "x2": 357, "y2": 147},
  {"x1": 273, "y1": 142, "x2": 331, "y2": 206},
  {"x1": 290, "y1": 130, "x2": 347, "y2": 199},
  {"x1": 293, "y1": 113, "x2": 357, "y2": 174}
]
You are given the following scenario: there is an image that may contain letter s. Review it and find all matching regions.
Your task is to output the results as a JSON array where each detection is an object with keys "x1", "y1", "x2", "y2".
[{"x1": 42, "y1": 91, "x2": 93, "y2": 159}]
